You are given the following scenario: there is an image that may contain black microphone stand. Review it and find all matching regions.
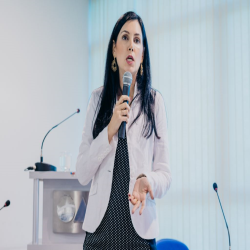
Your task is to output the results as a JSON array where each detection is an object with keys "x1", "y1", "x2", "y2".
[
  {"x1": 213, "y1": 183, "x2": 231, "y2": 250},
  {"x1": 32, "y1": 109, "x2": 80, "y2": 171}
]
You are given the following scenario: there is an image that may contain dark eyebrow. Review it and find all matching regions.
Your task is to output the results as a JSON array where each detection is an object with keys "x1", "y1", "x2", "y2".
[{"x1": 121, "y1": 30, "x2": 141, "y2": 37}]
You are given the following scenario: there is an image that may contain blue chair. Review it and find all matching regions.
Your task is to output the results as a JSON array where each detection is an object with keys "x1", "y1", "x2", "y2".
[{"x1": 156, "y1": 239, "x2": 189, "y2": 250}]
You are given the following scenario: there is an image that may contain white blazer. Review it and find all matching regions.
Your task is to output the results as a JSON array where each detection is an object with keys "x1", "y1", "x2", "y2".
[{"x1": 76, "y1": 82, "x2": 171, "y2": 241}]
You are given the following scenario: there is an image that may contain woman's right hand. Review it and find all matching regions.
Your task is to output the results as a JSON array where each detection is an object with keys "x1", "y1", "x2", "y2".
[{"x1": 108, "y1": 95, "x2": 131, "y2": 143}]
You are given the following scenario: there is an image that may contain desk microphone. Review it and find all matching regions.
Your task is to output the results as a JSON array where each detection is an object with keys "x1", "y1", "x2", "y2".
[
  {"x1": 118, "y1": 72, "x2": 132, "y2": 139},
  {"x1": 25, "y1": 109, "x2": 80, "y2": 171},
  {"x1": 213, "y1": 183, "x2": 231, "y2": 250},
  {"x1": 0, "y1": 200, "x2": 10, "y2": 211}
]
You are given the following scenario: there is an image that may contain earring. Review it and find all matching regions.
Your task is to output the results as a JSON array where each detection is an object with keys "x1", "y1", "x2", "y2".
[
  {"x1": 140, "y1": 63, "x2": 143, "y2": 75},
  {"x1": 111, "y1": 57, "x2": 117, "y2": 72}
]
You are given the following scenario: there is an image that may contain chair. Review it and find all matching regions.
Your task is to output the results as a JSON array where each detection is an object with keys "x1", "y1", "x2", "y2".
[{"x1": 156, "y1": 239, "x2": 189, "y2": 250}]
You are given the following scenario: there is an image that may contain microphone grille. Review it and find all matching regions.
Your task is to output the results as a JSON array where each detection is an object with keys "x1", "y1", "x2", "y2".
[
  {"x1": 123, "y1": 72, "x2": 132, "y2": 85},
  {"x1": 213, "y1": 183, "x2": 218, "y2": 191},
  {"x1": 5, "y1": 200, "x2": 10, "y2": 207}
]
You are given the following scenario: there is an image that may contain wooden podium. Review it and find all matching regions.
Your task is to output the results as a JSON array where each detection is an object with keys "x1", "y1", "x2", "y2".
[{"x1": 27, "y1": 172, "x2": 90, "y2": 250}]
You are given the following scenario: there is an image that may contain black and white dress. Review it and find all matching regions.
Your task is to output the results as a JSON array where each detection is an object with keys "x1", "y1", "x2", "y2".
[{"x1": 83, "y1": 132, "x2": 153, "y2": 250}]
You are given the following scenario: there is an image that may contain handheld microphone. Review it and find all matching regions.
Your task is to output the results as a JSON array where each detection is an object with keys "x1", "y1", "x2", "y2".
[
  {"x1": 0, "y1": 200, "x2": 10, "y2": 211},
  {"x1": 213, "y1": 183, "x2": 231, "y2": 250},
  {"x1": 118, "y1": 72, "x2": 132, "y2": 139},
  {"x1": 25, "y1": 109, "x2": 80, "y2": 171}
]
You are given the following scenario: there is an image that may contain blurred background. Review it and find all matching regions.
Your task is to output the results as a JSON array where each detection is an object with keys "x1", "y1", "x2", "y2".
[{"x1": 0, "y1": 0, "x2": 249, "y2": 249}]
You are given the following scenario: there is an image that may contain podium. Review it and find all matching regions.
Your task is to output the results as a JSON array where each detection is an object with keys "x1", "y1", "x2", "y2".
[{"x1": 27, "y1": 172, "x2": 90, "y2": 250}]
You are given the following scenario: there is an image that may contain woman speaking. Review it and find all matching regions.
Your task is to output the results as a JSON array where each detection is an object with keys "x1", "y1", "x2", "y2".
[{"x1": 76, "y1": 11, "x2": 171, "y2": 250}]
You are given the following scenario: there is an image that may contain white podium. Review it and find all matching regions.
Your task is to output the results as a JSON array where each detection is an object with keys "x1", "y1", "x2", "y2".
[{"x1": 27, "y1": 172, "x2": 90, "y2": 250}]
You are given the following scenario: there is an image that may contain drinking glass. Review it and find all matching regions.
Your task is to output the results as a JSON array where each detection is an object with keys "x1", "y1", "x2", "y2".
[{"x1": 59, "y1": 151, "x2": 72, "y2": 172}]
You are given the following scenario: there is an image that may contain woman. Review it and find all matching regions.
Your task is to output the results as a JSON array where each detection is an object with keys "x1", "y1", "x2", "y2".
[{"x1": 76, "y1": 11, "x2": 171, "y2": 250}]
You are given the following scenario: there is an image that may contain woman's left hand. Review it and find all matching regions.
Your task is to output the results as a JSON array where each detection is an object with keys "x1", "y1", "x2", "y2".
[{"x1": 128, "y1": 177, "x2": 154, "y2": 215}]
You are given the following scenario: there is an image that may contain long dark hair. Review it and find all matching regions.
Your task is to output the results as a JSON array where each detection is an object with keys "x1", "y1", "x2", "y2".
[{"x1": 93, "y1": 11, "x2": 160, "y2": 140}]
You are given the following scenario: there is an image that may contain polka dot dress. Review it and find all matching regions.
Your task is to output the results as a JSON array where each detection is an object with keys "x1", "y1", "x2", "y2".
[{"x1": 83, "y1": 132, "x2": 151, "y2": 250}]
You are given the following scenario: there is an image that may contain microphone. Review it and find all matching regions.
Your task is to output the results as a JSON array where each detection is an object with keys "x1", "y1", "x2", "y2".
[
  {"x1": 118, "y1": 72, "x2": 132, "y2": 139},
  {"x1": 25, "y1": 109, "x2": 80, "y2": 171},
  {"x1": 0, "y1": 200, "x2": 10, "y2": 211},
  {"x1": 213, "y1": 183, "x2": 231, "y2": 250}
]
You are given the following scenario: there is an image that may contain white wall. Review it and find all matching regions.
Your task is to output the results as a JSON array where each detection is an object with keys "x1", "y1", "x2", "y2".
[{"x1": 0, "y1": 0, "x2": 89, "y2": 249}]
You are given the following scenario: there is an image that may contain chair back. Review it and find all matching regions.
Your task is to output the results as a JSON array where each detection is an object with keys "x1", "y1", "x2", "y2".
[{"x1": 156, "y1": 239, "x2": 189, "y2": 250}]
